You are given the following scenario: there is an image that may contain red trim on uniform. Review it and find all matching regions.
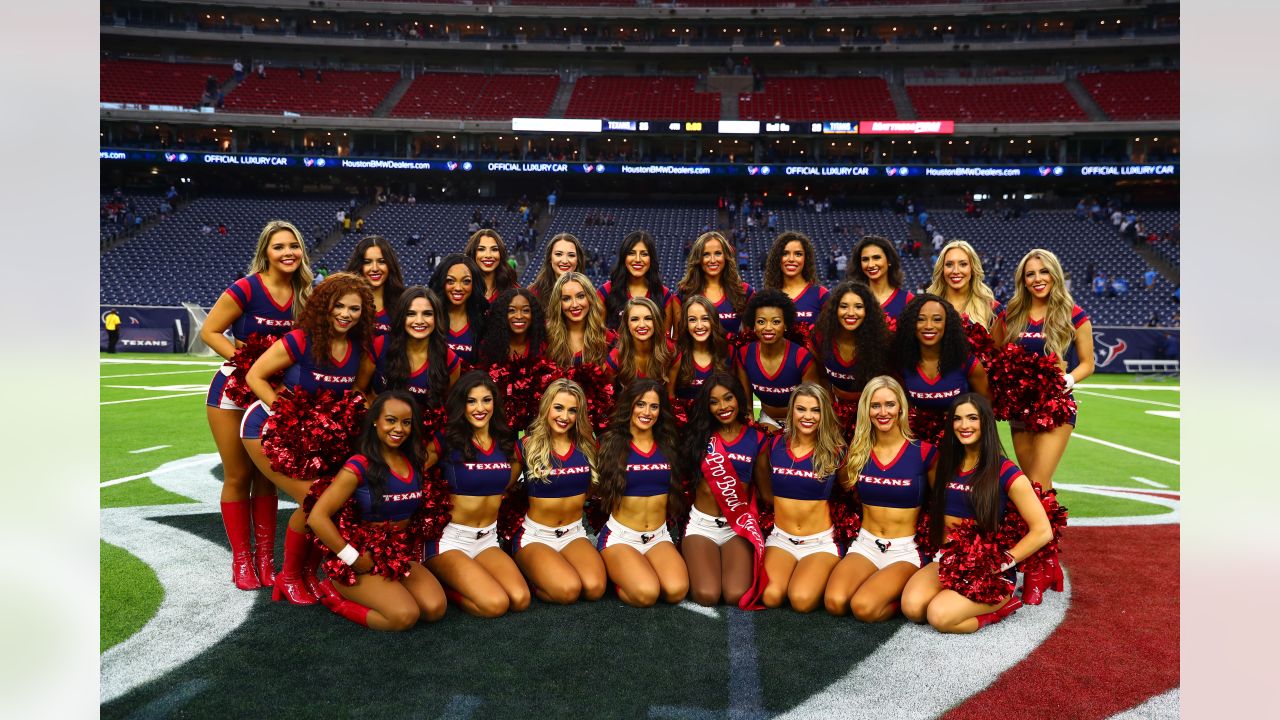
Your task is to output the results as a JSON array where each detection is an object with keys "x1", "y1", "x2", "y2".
[
  {"x1": 630, "y1": 440, "x2": 657, "y2": 458},
  {"x1": 871, "y1": 439, "x2": 909, "y2": 471},
  {"x1": 258, "y1": 273, "x2": 294, "y2": 312},
  {"x1": 916, "y1": 363, "x2": 942, "y2": 385},
  {"x1": 785, "y1": 438, "x2": 814, "y2": 463},
  {"x1": 552, "y1": 442, "x2": 576, "y2": 462},
  {"x1": 329, "y1": 339, "x2": 353, "y2": 367},
  {"x1": 754, "y1": 343, "x2": 786, "y2": 381},
  {"x1": 388, "y1": 458, "x2": 414, "y2": 482},
  {"x1": 718, "y1": 424, "x2": 749, "y2": 446}
]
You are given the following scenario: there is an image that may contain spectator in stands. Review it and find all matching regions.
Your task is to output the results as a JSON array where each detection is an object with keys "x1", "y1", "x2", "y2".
[
  {"x1": 256, "y1": 62, "x2": 265, "y2": 79},
  {"x1": 1145, "y1": 310, "x2": 1160, "y2": 327},
  {"x1": 232, "y1": 58, "x2": 244, "y2": 82},
  {"x1": 1143, "y1": 268, "x2": 1158, "y2": 290},
  {"x1": 767, "y1": 211, "x2": 778, "y2": 232},
  {"x1": 834, "y1": 248, "x2": 849, "y2": 280},
  {"x1": 342, "y1": 215, "x2": 352, "y2": 233},
  {"x1": 1092, "y1": 273, "x2": 1107, "y2": 297},
  {"x1": 355, "y1": 216, "x2": 364, "y2": 233},
  {"x1": 547, "y1": 190, "x2": 557, "y2": 217},
  {"x1": 1074, "y1": 198, "x2": 1088, "y2": 220},
  {"x1": 315, "y1": 68, "x2": 323, "y2": 83},
  {"x1": 103, "y1": 309, "x2": 121, "y2": 354},
  {"x1": 1109, "y1": 275, "x2": 1129, "y2": 298},
  {"x1": 201, "y1": 223, "x2": 213, "y2": 235}
]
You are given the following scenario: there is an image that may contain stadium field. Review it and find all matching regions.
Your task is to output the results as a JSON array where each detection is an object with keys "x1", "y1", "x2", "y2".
[{"x1": 99, "y1": 353, "x2": 1179, "y2": 718}]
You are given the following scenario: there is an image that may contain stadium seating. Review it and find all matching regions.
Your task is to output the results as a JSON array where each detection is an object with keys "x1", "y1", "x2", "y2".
[
  {"x1": 223, "y1": 70, "x2": 399, "y2": 117},
  {"x1": 566, "y1": 76, "x2": 720, "y2": 120},
  {"x1": 390, "y1": 74, "x2": 559, "y2": 120},
  {"x1": 906, "y1": 83, "x2": 1087, "y2": 123},
  {"x1": 1077, "y1": 70, "x2": 1179, "y2": 121},
  {"x1": 738, "y1": 77, "x2": 896, "y2": 121},
  {"x1": 100, "y1": 59, "x2": 229, "y2": 108}
]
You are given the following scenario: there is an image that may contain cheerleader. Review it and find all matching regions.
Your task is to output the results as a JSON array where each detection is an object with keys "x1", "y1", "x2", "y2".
[
  {"x1": 594, "y1": 379, "x2": 689, "y2": 607},
  {"x1": 528, "y1": 232, "x2": 587, "y2": 309},
  {"x1": 900, "y1": 394, "x2": 1052, "y2": 633},
  {"x1": 306, "y1": 390, "x2": 448, "y2": 630},
  {"x1": 754, "y1": 384, "x2": 849, "y2": 612},
  {"x1": 545, "y1": 271, "x2": 610, "y2": 368},
  {"x1": 343, "y1": 235, "x2": 404, "y2": 337},
  {"x1": 676, "y1": 231, "x2": 752, "y2": 335},
  {"x1": 736, "y1": 289, "x2": 822, "y2": 425},
  {"x1": 809, "y1": 280, "x2": 892, "y2": 409},
  {"x1": 846, "y1": 235, "x2": 913, "y2": 321},
  {"x1": 425, "y1": 372, "x2": 530, "y2": 617},
  {"x1": 824, "y1": 377, "x2": 934, "y2": 621},
  {"x1": 511, "y1": 379, "x2": 606, "y2": 604},
  {"x1": 606, "y1": 297, "x2": 674, "y2": 390},
  {"x1": 926, "y1": 240, "x2": 999, "y2": 330},
  {"x1": 362, "y1": 286, "x2": 460, "y2": 406},
  {"x1": 678, "y1": 373, "x2": 766, "y2": 606},
  {"x1": 893, "y1": 294, "x2": 989, "y2": 444},
  {"x1": 667, "y1": 295, "x2": 733, "y2": 403},
  {"x1": 600, "y1": 229, "x2": 680, "y2": 336},
  {"x1": 242, "y1": 272, "x2": 375, "y2": 605},
  {"x1": 201, "y1": 220, "x2": 313, "y2": 590},
  {"x1": 428, "y1": 254, "x2": 487, "y2": 365},
  {"x1": 464, "y1": 228, "x2": 518, "y2": 304},
  {"x1": 477, "y1": 287, "x2": 547, "y2": 364},
  {"x1": 762, "y1": 230, "x2": 828, "y2": 329}
]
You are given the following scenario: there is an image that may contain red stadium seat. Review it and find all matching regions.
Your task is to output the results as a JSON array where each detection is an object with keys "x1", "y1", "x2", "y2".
[
  {"x1": 1077, "y1": 70, "x2": 1179, "y2": 121},
  {"x1": 222, "y1": 70, "x2": 399, "y2": 117},
  {"x1": 100, "y1": 59, "x2": 231, "y2": 108},
  {"x1": 906, "y1": 82, "x2": 1087, "y2": 123},
  {"x1": 566, "y1": 76, "x2": 720, "y2": 121},
  {"x1": 738, "y1": 77, "x2": 896, "y2": 121},
  {"x1": 390, "y1": 74, "x2": 559, "y2": 120}
]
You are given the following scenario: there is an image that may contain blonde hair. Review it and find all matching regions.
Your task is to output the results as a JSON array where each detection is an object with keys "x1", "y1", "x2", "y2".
[
  {"x1": 926, "y1": 240, "x2": 997, "y2": 330},
  {"x1": 784, "y1": 383, "x2": 846, "y2": 479},
  {"x1": 614, "y1": 297, "x2": 673, "y2": 388},
  {"x1": 546, "y1": 272, "x2": 609, "y2": 367},
  {"x1": 1003, "y1": 248, "x2": 1075, "y2": 358},
  {"x1": 676, "y1": 231, "x2": 748, "y2": 313},
  {"x1": 522, "y1": 379, "x2": 598, "y2": 486},
  {"x1": 842, "y1": 376, "x2": 914, "y2": 489},
  {"x1": 247, "y1": 220, "x2": 314, "y2": 318}
]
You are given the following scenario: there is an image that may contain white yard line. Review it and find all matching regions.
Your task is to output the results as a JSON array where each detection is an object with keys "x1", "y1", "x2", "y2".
[
  {"x1": 129, "y1": 445, "x2": 172, "y2": 454},
  {"x1": 1072, "y1": 432, "x2": 1180, "y2": 466},
  {"x1": 100, "y1": 391, "x2": 205, "y2": 406},
  {"x1": 1074, "y1": 390, "x2": 1180, "y2": 408},
  {"x1": 100, "y1": 455, "x2": 221, "y2": 487},
  {"x1": 100, "y1": 358, "x2": 222, "y2": 366},
  {"x1": 1131, "y1": 476, "x2": 1169, "y2": 489},
  {"x1": 102, "y1": 369, "x2": 217, "y2": 379},
  {"x1": 1076, "y1": 383, "x2": 1180, "y2": 391}
]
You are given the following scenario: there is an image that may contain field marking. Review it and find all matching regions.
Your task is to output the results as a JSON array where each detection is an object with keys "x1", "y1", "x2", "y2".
[
  {"x1": 101, "y1": 392, "x2": 205, "y2": 406},
  {"x1": 101, "y1": 455, "x2": 220, "y2": 487},
  {"x1": 101, "y1": 358, "x2": 223, "y2": 366},
  {"x1": 677, "y1": 600, "x2": 720, "y2": 619},
  {"x1": 1058, "y1": 484, "x2": 1179, "y2": 526},
  {"x1": 1076, "y1": 383, "x2": 1179, "y2": 391},
  {"x1": 1108, "y1": 688, "x2": 1180, "y2": 720},
  {"x1": 104, "y1": 384, "x2": 209, "y2": 393},
  {"x1": 1071, "y1": 433, "x2": 1179, "y2": 466},
  {"x1": 1074, "y1": 390, "x2": 1180, "y2": 408},
  {"x1": 1131, "y1": 476, "x2": 1168, "y2": 489},
  {"x1": 103, "y1": 369, "x2": 217, "y2": 379},
  {"x1": 1145, "y1": 410, "x2": 1181, "y2": 419},
  {"x1": 129, "y1": 445, "x2": 171, "y2": 454}
]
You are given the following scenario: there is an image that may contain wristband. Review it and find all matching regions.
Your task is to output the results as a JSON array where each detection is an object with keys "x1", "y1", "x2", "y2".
[
  {"x1": 998, "y1": 551, "x2": 1017, "y2": 573},
  {"x1": 1062, "y1": 373, "x2": 1076, "y2": 390},
  {"x1": 337, "y1": 544, "x2": 360, "y2": 566}
]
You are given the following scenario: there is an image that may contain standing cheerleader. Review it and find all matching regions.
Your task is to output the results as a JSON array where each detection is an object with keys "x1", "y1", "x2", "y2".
[
  {"x1": 242, "y1": 272, "x2": 374, "y2": 605},
  {"x1": 679, "y1": 373, "x2": 767, "y2": 606},
  {"x1": 847, "y1": 235, "x2": 913, "y2": 321},
  {"x1": 824, "y1": 377, "x2": 935, "y2": 621},
  {"x1": 676, "y1": 231, "x2": 752, "y2": 335},
  {"x1": 600, "y1": 229, "x2": 680, "y2": 336},
  {"x1": 900, "y1": 394, "x2": 1052, "y2": 633},
  {"x1": 528, "y1": 232, "x2": 587, "y2": 308},
  {"x1": 926, "y1": 240, "x2": 999, "y2": 330},
  {"x1": 594, "y1": 379, "x2": 690, "y2": 607},
  {"x1": 762, "y1": 230, "x2": 828, "y2": 329},
  {"x1": 464, "y1": 228, "x2": 518, "y2": 304},
  {"x1": 736, "y1": 289, "x2": 823, "y2": 426},
  {"x1": 810, "y1": 280, "x2": 892, "y2": 410},
  {"x1": 511, "y1": 379, "x2": 606, "y2": 604},
  {"x1": 754, "y1": 384, "x2": 849, "y2": 612},
  {"x1": 545, "y1": 272, "x2": 610, "y2": 368},
  {"x1": 606, "y1": 297, "x2": 674, "y2": 390},
  {"x1": 425, "y1": 372, "x2": 530, "y2": 617},
  {"x1": 429, "y1": 254, "x2": 487, "y2": 365},
  {"x1": 306, "y1": 390, "x2": 448, "y2": 630},
  {"x1": 343, "y1": 235, "x2": 405, "y2": 337},
  {"x1": 477, "y1": 287, "x2": 547, "y2": 364},
  {"x1": 201, "y1": 220, "x2": 313, "y2": 590},
  {"x1": 667, "y1": 296, "x2": 733, "y2": 403},
  {"x1": 363, "y1": 286, "x2": 460, "y2": 406}
]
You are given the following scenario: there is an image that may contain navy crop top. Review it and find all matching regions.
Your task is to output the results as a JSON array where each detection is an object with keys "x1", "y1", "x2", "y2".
[
  {"x1": 623, "y1": 441, "x2": 672, "y2": 497},
  {"x1": 344, "y1": 455, "x2": 423, "y2": 523},
  {"x1": 767, "y1": 435, "x2": 838, "y2": 502},
  {"x1": 854, "y1": 440, "x2": 936, "y2": 510},
  {"x1": 943, "y1": 458, "x2": 1023, "y2": 519},
  {"x1": 517, "y1": 438, "x2": 594, "y2": 499},
  {"x1": 433, "y1": 435, "x2": 514, "y2": 497}
]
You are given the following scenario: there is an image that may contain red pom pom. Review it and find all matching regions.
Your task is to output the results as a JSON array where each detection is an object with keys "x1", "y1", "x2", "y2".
[
  {"x1": 262, "y1": 389, "x2": 367, "y2": 479},
  {"x1": 1000, "y1": 481, "x2": 1068, "y2": 576},
  {"x1": 565, "y1": 362, "x2": 615, "y2": 435},
  {"x1": 727, "y1": 328, "x2": 758, "y2": 351},
  {"x1": 488, "y1": 356, "x2": 561, "y2": 431},
  {"x1": 829, "y1": 482, "x2": 862, "y2": 548},
  {"x1": 670, "y1": 397, "x2": 693, "y2": 429},
  {"x1": 914, "y1": 510, "x2": 939, "y2": 561},
  {"x1": 784, "y1": 321, "x2": 814, "y2": 348},
  {"x1": 497, "y1": 483, "x2": 530, "y2": 545},
  {"x1": 908, "y1": 407, "x2": 947, "y2": 445},
  {"x1": 583, "y1": 495, "x2": 609, "y2": 534},
  {"x1": 937, "y1": 520, "x2": 1012, "y2": 604},
  {"x1": 962, "y1": 318, "x2": 997, "y2": 366},
  {"x1": 987, "y1": 344, "x2": 1077, "y2": 432},
  {"x1": 833, "y1": 397, "x2": 858, "y2": 441},
  {"x1": 222, "y1": 333, "x2": 282, "y2": 407}
]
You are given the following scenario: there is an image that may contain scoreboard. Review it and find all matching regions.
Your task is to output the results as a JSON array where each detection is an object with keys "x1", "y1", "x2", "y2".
[{"x1": 511, "y1": 118, "x2": 955, "y2": 136}]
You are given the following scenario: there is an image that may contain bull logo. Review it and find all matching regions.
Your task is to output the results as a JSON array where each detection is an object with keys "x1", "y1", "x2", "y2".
[{"x1": 1094, "y1": 333, "x2": 1128, "y2": 368}]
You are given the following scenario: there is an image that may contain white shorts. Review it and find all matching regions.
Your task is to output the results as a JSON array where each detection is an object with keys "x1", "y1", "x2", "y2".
[
  {"x1": 595, "y1": 516, "x2": 672, "y2": 556},
  {"x1": 766, "y1": 525, "x2": 843, "y2": 560},
  {"x1": 206, "y1": 364, "x2": 244, "y2": 411},
  {"x1": 845, "y1": 529, "x2": 925, "y2": 570},
  {"x1": 683, "y1": 507, "x2": 738, "y2": 546},
  {"x1": 424, "y1": 521, "x2": 500, "y2": 560},
  {"x1": 511, "y1": 516, "x2": 587, "y2": 554}
]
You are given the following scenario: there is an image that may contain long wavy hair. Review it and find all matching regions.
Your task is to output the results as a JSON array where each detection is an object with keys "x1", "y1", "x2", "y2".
[
  {"x1": 352, "y1": 390, "x2": 424, "y2": 518},
  {"x1": 679, "y1": 371, "x2": 752, "y2": 482},
  {"x1": 529, "y1": 232, "x2": 587, "y2": 308},
  {"x1": 842, "y1": 375, "x2": 914, "y2": 489},
  {"x1": 464, "y1": 228, "x2": 518, "y2": 298},
  {"x1": 677, "y1": 231, "x2": 748, "y2": 315},
  {"x1": 846, "y1": 235, "x2": 905, "y2": 290},
  {"x1": 477, "y1": 287, "x2": 546, "y2": 365},
  {"x1": 812, "y1": 281, "x2": 891, "y2": 386},
  {"x1": 381, "y1": 286, "x2": 450, "y2": 406},
  {"x1": 927, "y1": 240, "x2": 997, "y2": 330},
  {"x1": 521, "y1": 378, "x2": 598, "y2": 487},
  {"x1": 784, "y1": 383, "x2": 846, "y2": 479},
  {"x1": 247, "y1": 220, "x2": 314, "y2": 318},
  {"x1": 343, "y1": 235, "x2": 404, "y2": 317},
  {"x1": 545, "y1": 272, "x2": 609, "y2": 367},
  {"x1": 442, "y1": 371, "x2": 515, "y2": 463},
  {"x1": 1002, "y1": 248, "x2": 1076, "y2": 358},
  {"x1": 604, "y1": 230, "x2": 667, "y2": 331},
  {"x1": 594, "y1": 379, "x2": 686, "y2": 516},
  {"x1": 294, "y1": 271, "x2": 375, "y2": 367},
  {"x1": 614, "y1": 297, "x2": 673, "y2": 388},
  {"x1": 744, "y1": 287, "x2": 797, "y2": 333},
  {"x1": 929, "y1": 393, "x2": 1007, "y2": 547},
  {"x1": 429, "y1": 253, "x2": 488, "y2": 342},
  {"x1": 673, "y1": 295, "x2": 732, "y2": 389},
  {"x1": 891, "y1": 293, "x2": 969, "y2": 376},
  {"x1": 763, "y1": 230, "x2": 819, "y2": 291}
]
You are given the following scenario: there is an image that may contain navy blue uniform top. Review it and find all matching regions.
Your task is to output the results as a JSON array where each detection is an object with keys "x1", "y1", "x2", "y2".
[
  {"x1": 821, "y1": 342, "x2": 864, "y2": 394},
  {"x1": 672, "y1": 352, "x2": 727, "y2": 400},
  {"x1": 372, "y1": 308, "x2": 391, "y2": 337},
  {"x1": 225, "y1": 273, "x2": 294, "y2": 341},
  {"x1": 370, "y1": 335, "x2": 460, "y2": 399},
  {"x1": 943, "y1": 458, "x2": 1023, "y2": 519},
  {"x1": 766, "y1": 435, "x2": 839, "y2": 502},
  {"x1": 517, "y1": 437, "x2": 594, "y2": 499},
  {"x1": 879, "y1": 288, "x2": 914, "y2": 322},
  {"x1": 280, "y1": 329, "x2": 362, "y2": 393},
  {"x1": 854, "y1": 440, "x2": 936, "y2": 510},
  {"x1": 684, "y1": 281, "x2": 752, "y2": 335},
  {"x1": 902, "y1": 355, "x2": 979, "y2": 412},
  {"x1": 788, "y1": 283, "x2": 829, "y2": 328},
  {"x1": 344, "y1": 454, "x2": 423, "y2": 522},
  {"x1": 737, "y1": 340, "x2": 814, "y2": 407},
  {"x1": 598, "y1": 281, "x2": 678, "y2": 316},
  {"x1": 716, "y1": 424, "x2": 767, "y2": 485},
  {"x1": 433, "y1": 435, "x2": 514, "y2": 497},
  {"x1": 446, "y1": 322, "x2": 477, "y2": 364},
  {"x1": 999, "y1": 304, "x2": 1089, "y2": 358},
  {"x1": 623, "y1": 441, "x2": 673, "y2": 497}
]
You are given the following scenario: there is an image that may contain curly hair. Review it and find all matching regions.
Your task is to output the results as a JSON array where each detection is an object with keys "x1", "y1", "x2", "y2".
[
  {"x1": 343, "y1": 235, "x2": 404, "y2": 318},
  {"x1": 295, "y1": 271, "x2": 375, "y2": 367},
  {"x1": 521, "y1": 378, "x2": 598, "y2": 487},
  {"x1": 743, "y1": 287, "x2": 797, "y2": 332},
  {"x1": 478, "y1": 287, "x2": 546, "y2": 365},
  {"x1": 429, "y1": 254, "x2": 488, "y2": 343},
  {"x1": 247, "y1": 220, "x2": 314, "y2": 318},
  {"x1": 613, "y1": 297, "x2": 674, "y2": 388},
  {"x1": 443, "y1": 370, "x2": 515, "y2": 463},
  {"x1": 926, "y1": 240, "x2": 998, "y2": 330},
  {"x1": 352, "y1": 390, "x2": 425, "y2": 518},
  {"x1": 1003, "y1": 248, "x2": 1076, "y2": 358},
  {"x1": 464, "y1": 228, "x2": 518, "y2": 299},
  {"x1": 812, "y1": 281, "x2": 892, "y2": 387},
  {"x1": 928, "y1": 393, "x2": 1007, "y2": 548},
  {"x1": 381, "y1": 286, "x2": 450, "y2": 406},
  {"x1": 784, "y1": 384, "x2": 846, "y2": 479},
  {"x1": 679, "y1": 371, "x2": 751, "y2": 482},
  {"x1": 594, "y1": 379, "x2": 686, "y2": 516},
  {"x1": 841, "y1": 376, "x2": 914, "y2": 490},
  {"x1": 545, "y1": 272, "x2": 609, "y2": 367},
  {"x1": 677, "y1": 231, "x2": 749, "y2": 317},
  {"x1": 604, "y1": 230, "x2": 667, "y2": 331},
  {"x1": 890, "y1": 293, "x2": 969, "y2": 376},
  {"x1": 529, "y1": 233, "x2": 587, "y2": 309},
  {"x1": 763, "y1": 230, "x2": 820, "y2": 291},
  {"x1": 846, "y1": 235, "x2": 905, "y2": 290}
]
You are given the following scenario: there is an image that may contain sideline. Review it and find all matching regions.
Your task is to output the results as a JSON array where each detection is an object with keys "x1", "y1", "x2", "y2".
[
  {"x1": 101, "y1": 358, "x2": 223, "y2": 366},
  {"x1": 1075, "y1": 383, "x2": 1180, "y2": 391},
  {"x1": 1071, "y1": 433, "x2": 1179, "y2": 466},
  {"x1": 103, "y1": 369, "x2": 219, "y2": 379}
]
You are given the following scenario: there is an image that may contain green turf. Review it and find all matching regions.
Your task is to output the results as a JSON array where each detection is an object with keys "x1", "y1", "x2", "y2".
[
  {"x1": 100, "y1": 540, "x2": 164, "y2": 653},
  {"x1": 1055, "y1": 489, "x2": 1173, "y2": 518},
  {"x1": 101, "y1": 478, "x2": 197, "y2": 508}
]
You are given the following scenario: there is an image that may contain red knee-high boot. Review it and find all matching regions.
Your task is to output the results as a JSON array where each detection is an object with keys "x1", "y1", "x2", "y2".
[
  {"x1": 220, "y1": 501, "x2": 261, "y2": 590},
  {"x1": 250, "y1": 493, "x2": 278, "y2": 588},
  {"x1": 321, "y1": 591, "x2": 370, "y2": 627},
  {"x1": 1045, "y1": 547, "x2": 1065, "y2": 592},
  {"x1": 302, "y1": 541, "x2": 328, "y2": 600},
  {"x1": 272, "y1": 527, "x2": 318, "y2": 605},
  {"x1": 976, "y1": 597, "x2": 1023, "y2": 629}
]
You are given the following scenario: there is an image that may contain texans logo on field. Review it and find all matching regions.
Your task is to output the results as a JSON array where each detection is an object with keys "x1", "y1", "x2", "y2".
[
  {"x1": 446, "y1": 161, "x2": 458, "y2": 171},
  {"x1": 1094, "y1": 333, "x2": 1128, "y2": 368}
]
